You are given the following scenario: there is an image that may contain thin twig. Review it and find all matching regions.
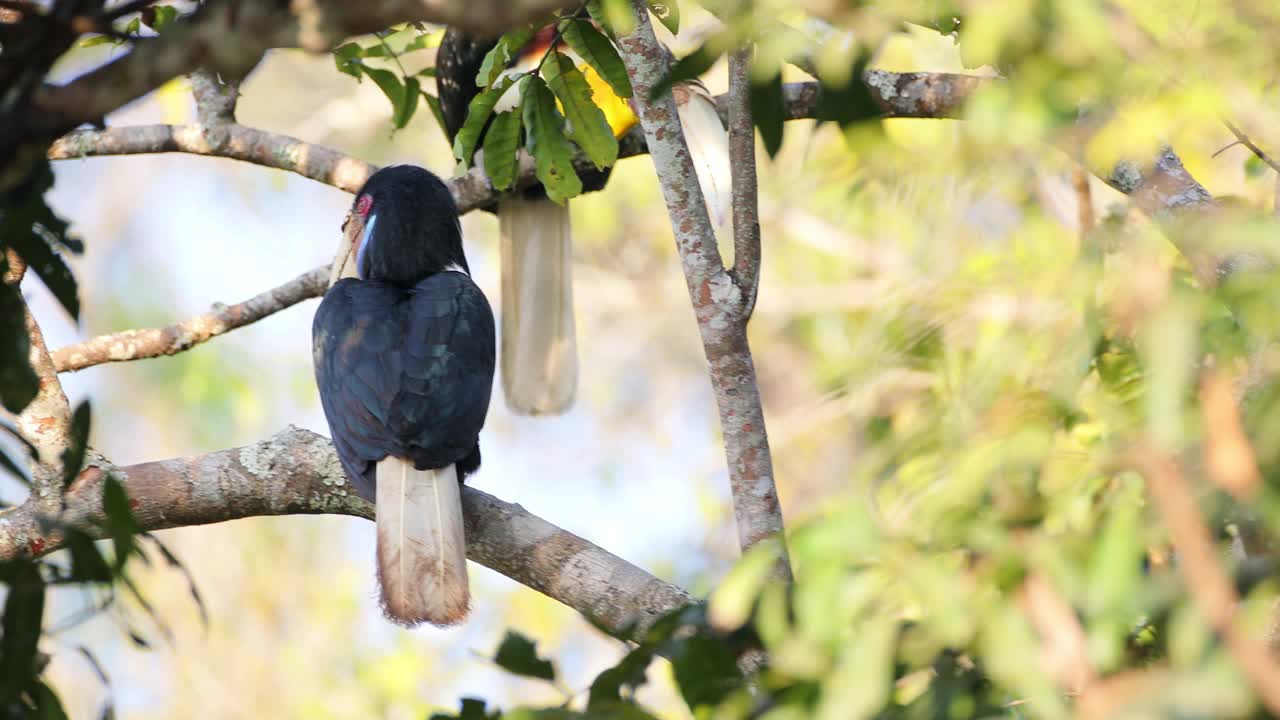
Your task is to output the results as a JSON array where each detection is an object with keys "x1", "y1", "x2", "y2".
[
  {"x1": 1126, "y1": 445, "x2": 1280, "y2": 714},
  {"x1": 726, "y1": 46, "x2": 761, "y2": 320},
  {"x1": 1224, "y1": 120, "x2": 1280, "y2": 174},
  {"x1": 51, "y1": 266, "x2": 328, "y2": 373}
]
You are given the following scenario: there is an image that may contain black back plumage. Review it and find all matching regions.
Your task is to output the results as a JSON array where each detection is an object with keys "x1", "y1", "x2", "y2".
[{"x1": 312, "y1": 166, "x2": 496, "y2": 501}]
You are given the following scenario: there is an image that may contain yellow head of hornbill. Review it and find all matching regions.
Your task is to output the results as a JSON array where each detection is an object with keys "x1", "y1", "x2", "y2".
[
  {"x1": 437, "y1": 23, "x2": 729, "y2": 417},
  {"x1": 313, "y1": 165, "x2": 495, "y2": 627}
]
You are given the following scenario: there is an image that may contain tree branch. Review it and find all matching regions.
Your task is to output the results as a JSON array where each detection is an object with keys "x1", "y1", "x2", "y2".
[
  {"x1": 19, "y1": 0, "x2": 581, "y2": 147},
  {"x1": 615, "y1": 0, "x2": 790, "y2": 577},
  {"x1": 52, "y1": 266, "x2": 328, "y2": 373},
  {"x1": 48, "y1": 124, "x2": 377, "y2": 194},
  {"x1": 0, "y1": 426, "x2": 694, "y2": 640},
  {"x1": 13, "y1": 290, "x2": 72, "y2": 511},
  {"x1": 726, "y1": 47, "x2": 761, "y2": 320},
  {"x1": 1125, "y1": 445, "x2": 1280, "y2": 714}
]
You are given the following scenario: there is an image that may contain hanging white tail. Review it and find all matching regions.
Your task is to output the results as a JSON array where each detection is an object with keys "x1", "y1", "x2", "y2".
[
  {"x1": 498, "y1": 195, "x2": 577, "y2": 415},
  {"x1": 375, "y1": 458, "x2": 469, "y2": 627},
  {"x1": 674, "y1": 80, "x2": 732, "y2": 229}
]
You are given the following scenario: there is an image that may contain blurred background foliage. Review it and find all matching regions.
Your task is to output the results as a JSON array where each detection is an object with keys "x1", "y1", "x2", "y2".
[{"x1": 6, "y1": 0, "x2": 1280, "y2": 717}]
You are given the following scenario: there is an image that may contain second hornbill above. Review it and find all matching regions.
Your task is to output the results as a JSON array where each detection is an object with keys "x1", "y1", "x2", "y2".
[{"x1": 438, "y1": 22, "x2": 731, "y2": 416}]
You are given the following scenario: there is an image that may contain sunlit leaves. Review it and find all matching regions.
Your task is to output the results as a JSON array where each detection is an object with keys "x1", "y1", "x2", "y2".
[
  {"x1": 647, "y1": 0, "x2": 679, "y2": 35},
  {"x1": 522, "y1": 76, "x2": 583, "y2": 204},
  {"x1": 453, "y1": 75, "x2": 520, "y2": 167},
  {"x1": 561, "y1": 19, "x2": 632, "y2": 99},
  {"x1": 543, "y1": 52, "x2": 618, "y2": 169},
  {"x1": 483, "y1": 109, "x2": 523, "y2": 190},
  {"x1": 649, "y1": 41, "x2": 721, "y2": 100},
  {"x1": 332, "y1": 32, "x2": 438, "y2": 130},
  {"x1": 476, "y1": 26, "x2": 537, "y2": 88}
]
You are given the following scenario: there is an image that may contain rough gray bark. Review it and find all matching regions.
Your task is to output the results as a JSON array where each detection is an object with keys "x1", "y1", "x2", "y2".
[{"x1": 615, "y1": 1, "x2": 790, "y2": 574}]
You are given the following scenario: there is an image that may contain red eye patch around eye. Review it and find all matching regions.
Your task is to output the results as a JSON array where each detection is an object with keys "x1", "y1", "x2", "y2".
[{"x1": 355, "y1": 195, "x2": 373, "y2": 217}]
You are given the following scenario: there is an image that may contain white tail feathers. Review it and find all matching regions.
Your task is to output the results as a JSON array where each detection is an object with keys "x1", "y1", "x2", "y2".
[
  {"x1": 375, "y1": 458, "x2": 469, "y2": 627},
  {"x1": 498, "y1": 195, "x2": 578, "y2": 415},
  {"x1": 674, "y1": 81, "x2": 732, "y2": 230}
]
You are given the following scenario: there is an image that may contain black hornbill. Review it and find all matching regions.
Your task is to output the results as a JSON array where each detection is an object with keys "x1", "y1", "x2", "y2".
[
  {"x1": 313, "y1": 165, "x2": 495, "y2": 627},
  {"x1": 437, "y1": 25, "x2": 730, "y2": 416}
]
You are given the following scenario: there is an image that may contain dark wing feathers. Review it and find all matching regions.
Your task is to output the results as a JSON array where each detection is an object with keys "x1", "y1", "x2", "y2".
[{"x1": 313, "y1": 272, "x2": 496, "y2": 500}]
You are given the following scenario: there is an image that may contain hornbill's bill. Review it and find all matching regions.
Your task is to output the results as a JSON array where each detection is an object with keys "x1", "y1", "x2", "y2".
[
  {"x1": 437, "y1": 25, "x2": 730, "y2": 416},
  {"x1": 313, "y1": 165, "x2": 496, "y2": 627}
]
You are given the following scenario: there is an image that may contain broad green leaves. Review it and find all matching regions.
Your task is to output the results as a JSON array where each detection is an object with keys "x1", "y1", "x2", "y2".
[
  {"x1": 452, "y1": 75, "x2": 521, "y2": 167},
  {"x1": 543, "y1": 52, "x2": 618, "y2": 169},
  {"x1": 522, "y1": 76, "x2": 583, "y2": 204},
  {"x1": 453, "y1": 23, "x2": 633, "y2": 203},
  {"x1": 477, "y1": 27, "x2": 538, "y2": 88},
  {"x1": 333, "y1": 31, "x2": 440, "y2": 131},
  {"x1": 483, "y1": 109, "x2": 523, "y2": 191},
  {"x1": 561, "y1": 20, "x2": 632, "y2": 99}
]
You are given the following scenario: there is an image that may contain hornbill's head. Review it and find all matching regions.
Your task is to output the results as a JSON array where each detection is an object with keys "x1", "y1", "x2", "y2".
[{"x1": 342, "y1": 165, "x2": 468, "y2": 286}]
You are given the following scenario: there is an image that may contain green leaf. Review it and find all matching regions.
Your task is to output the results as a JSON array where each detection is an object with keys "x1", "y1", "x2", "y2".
[
  {"x1": 1, "y1": 159, "x2": 82, "y2": 320},
  {"x1": 814, "y1": 53, "x2": 882, "y2": 129},
  {"x1": 394, "y1": 77, "x2": 420, "y2": 129},
  {"x1": 65, "y1": 532, "x2": 112, "y2": 583},
  {"x1": 453, "y1": 75, "x2": 519, "y2": 166},
  {"x1": 60, "y1": 401, "x2": 90, "y2": 490},
  {"x1": 493, "y1": 630, "x2": 556, "y2": 681},
  {"x1": 648, "y1": 0, "x2": 680, "y2": 35},
  {"x1": 667, "y1": 634, "x2": 742, "y2": 709},
  {"x1": 142, "y1": 5, "x2": 178, "y2": 32},
  {"x1": 78, "y1": 35, "x2": 116, "y2": 48},
  {"x1": 750, "y1": 69, "x2": 785, "y2": 158},
  {"x1": 364, "y1": 68, "x2": 405, "y2": 123},
  {"x1": 648, "y1": 42, "x2": 720, "y2": 100},
  {"x1": 561, "y1": 20, "x2": 632, "y2": 98},
  {"x1": 483, "y1": 108, "x2": 523, "y2": 190},
  {"x1": 102, "y1": 475, "x2": 140, "y2": 572},
  {"x1": 543, "y1": 52, "x2": 619, "y2": 169},
  {"x1": 522, "y1": 76, "x2": 584, "y2": 203},
  {"x1": 588, "y1": 645, "x2": 655, "y2": 708},
  {"x1": 8, "y1": 231, "x2": 79, "y2": 321},
  {"x1": 27, "y1": 681, "x2": 67, "y2": 720},
  {"x1": 421, "y1": 91, "x2": 446, "y2": 132},
  {"x1": 139, "y1": 533, "x2": 207, "y2": 626},
  {"x1": 0, "y1": 561, "x2": 44, "y2": 701},
  {"x1": 1244, "y1": 154, "x2": 1267, "y2": 178},
  {"x1": 476, "y1": 26, "x2": 537, "y2": 88},
  {"x1": 0, "y1": 282, "x2": 38, "y2": 413},
  {"x1": 333, "y1": 43, "x2": 364, "y2": 79}
]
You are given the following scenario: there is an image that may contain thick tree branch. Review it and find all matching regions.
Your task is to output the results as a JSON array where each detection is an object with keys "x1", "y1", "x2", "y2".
[
  {"x1": 616, "y1": 0, "x2": 790, "y2": 576},
  {"x1": 0, "y1": 426, "x2": 694, "y2": 640},
  {"x1": 726, "y1": 47, "x2": 761, "y2": 320},
  {"x1": 20, "y1": 0, "x2": 580, "y2": 147},
  {"x1": 52, "y1": 266, "x2": 328, "y2": 373}
]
